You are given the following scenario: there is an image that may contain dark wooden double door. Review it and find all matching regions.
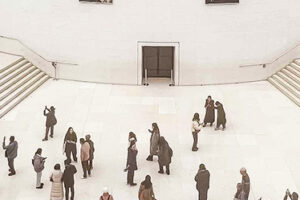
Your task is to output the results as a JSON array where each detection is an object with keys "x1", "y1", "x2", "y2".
[{"x1": 143, "y1": 46, "x2": 174, "y2": 78}]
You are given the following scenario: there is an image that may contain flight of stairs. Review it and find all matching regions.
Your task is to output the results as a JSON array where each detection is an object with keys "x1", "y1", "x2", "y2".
[
  {"x1": 267, "y1": 59, "x2": 300, "y2": 107},
  {"x1": 0, "y1": 57, "x2": 50, "y2": 118}
]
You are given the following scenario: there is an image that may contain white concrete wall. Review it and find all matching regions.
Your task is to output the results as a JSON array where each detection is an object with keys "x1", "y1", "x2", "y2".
[{"x1": 0, "y1": 0, "x2": 299, "y2": 85}]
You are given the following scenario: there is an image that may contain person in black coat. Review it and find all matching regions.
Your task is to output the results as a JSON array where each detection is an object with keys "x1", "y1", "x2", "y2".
[
  {"x1": 3, "y1": 136, "x2": 18, "y2": 176},
  {"x1": 214, "y1": 101, "x2": 226, "y2": 131},
  {"x1": 42, "y1": 106, "x2": 57, "y2": 141},
  {"x1": 64, "y1": 127, "x2": 78, "y2": 162},
  {"x1": 62, "y1": 159, "x2": 77, "y2": 200},
  {"x1": 194, "y1": 164, "x2": 210, "y2": 200},
  {"x1": 125, "y1": 140, "x2": 138, "y2": 186},
  {"x1": 158, "y1": 136, "x2": 173, "y2": 175},
  {"x1": 85, "y1": 134, "x2": 95, "y2": 172},
  {"x1": 203, "y1": 96, "x2": 215, "y2": 127}
]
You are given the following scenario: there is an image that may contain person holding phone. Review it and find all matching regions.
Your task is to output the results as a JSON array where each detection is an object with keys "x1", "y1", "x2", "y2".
[
  {"x1": 32, "y1": 148, "x2": 46, "y2": 189},
  {"x1": 42, "y1": 106, "x2": 57, "y2": 141},
  {"x1": 284, "y1": 189, "x2": 299, "y2": 200},
  {"x1": 2, "y1": 136, "x2": 18, "y2": 176}
]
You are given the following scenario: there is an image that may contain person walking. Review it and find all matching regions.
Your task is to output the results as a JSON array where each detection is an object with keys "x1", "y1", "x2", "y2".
[
  {"x1": 42, "y1": 106, "x2": 57, "y2": 141},
  {"x1": 158, "y1": 136, "x2": 173, "y2": 175},
  {"x1": 64, "y1": 127, "x2": 78, "y2": 162},
  {"x1": 146, "y1": 123, "x2": 160, "y2": 161},
  {"x1": 85, "y1": 134, "x2": 95, "y2": 171},
  {"x1": 203, "y1": 96, "x2": 215, "y2": 127},
  {"x1": 32, "y1": 148, "x2": 46, "y2": 189},
  {"x1": 125, "y1": 140, "x2": 138, "y2": 186},
  {"x1": 2, "y1": 136, "x2": 18, "y2": 176},
  {"x1": 194, "y1": 164, "x2": 210, "y2": 200},
  {"x1": 100, "y1": 187, "x2": 114, "y2": 200},
  {"x1": 62, "y1": 159, "x2": 77, "y2": 200},
  {"x1": 80, "y1": 138, "x2": 90, "y2": 179},
  {"x1": 192, "y1": 113, "x2": 201, "y2": 151},
  {"x1": 50, "y1": 164, "x2": 64, "y2": 200},
  {"x1": 138, "y1": 175, "x2": 156, "y2": 200},
  {"x1": 214, "y1": 101, "x2": 226, "y2": 131},
  {"x1": 240, "y1": 168, "x2": 250, "y2": 200}
]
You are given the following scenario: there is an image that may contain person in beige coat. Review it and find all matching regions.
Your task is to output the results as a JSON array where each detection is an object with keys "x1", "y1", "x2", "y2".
[
  {"x1": 50, "y1": 164, "x2": 64, "y2": 200},
  {"x1": 80, "y1": 138, "x2": 90, "y2": 179},
  {"x1": 138, "y1": 175, "x2": 156, "y2": 200}
]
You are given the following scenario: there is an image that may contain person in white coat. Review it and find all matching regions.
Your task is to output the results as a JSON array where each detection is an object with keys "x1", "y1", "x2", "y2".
[
  {"x1": 192, "y1": 113, "x2": 201, "y2": 151},
  {"x1": 50, "y1": 164, "x2": 64, "y2": 200}
]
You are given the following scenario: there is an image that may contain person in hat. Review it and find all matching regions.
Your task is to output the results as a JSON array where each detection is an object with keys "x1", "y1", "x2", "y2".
[
  {"x1": 43, "y1": 106, "x2": 57, "y2": 141},
  {"x1": 99, "y1": 187, "x2": 114, "y2": 200}
]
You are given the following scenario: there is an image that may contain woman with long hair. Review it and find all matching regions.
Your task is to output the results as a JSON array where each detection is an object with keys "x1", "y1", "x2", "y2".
[
  {"x1": 32, "y1": 148, "x2": 46, "y2": 189},
  {"x1": 125, "y1": 140, "x2": 138, "y2": 186},
  {"x1": 63, "y1": 127, "x2": 78, "y2": 162},
  {"x1": 138, "y1": 175, "x2": 156, "y2": 200},
  {"x1": 146, "y1": 123, "x2": 160, "y2": 161},
  {"x1": 192, "y1": 113, "x2": 201, "y2": 151}
]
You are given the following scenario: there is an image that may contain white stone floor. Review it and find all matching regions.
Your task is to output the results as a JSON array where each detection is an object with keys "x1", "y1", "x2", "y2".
[{"x1": 0, "y1": 78, "x2": 299, "y2": 200}]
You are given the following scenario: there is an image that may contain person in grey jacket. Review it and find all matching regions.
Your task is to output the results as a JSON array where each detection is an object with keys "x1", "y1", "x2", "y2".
[
  {"x1": 158, "y1": 136, "x2": 173, "y2": 175},
  {"x1": 32, "y1": 148, "x2": 46, "y2": 189},
  {"x1": 146, "y1": 123, "x2": 160, "y2": 161},
  {"x1": 3, "y1": 136, "x2": 18, "y2": 176},
  {"x1": 194, "y1": 164, "x2": 210, "y2": 200}
]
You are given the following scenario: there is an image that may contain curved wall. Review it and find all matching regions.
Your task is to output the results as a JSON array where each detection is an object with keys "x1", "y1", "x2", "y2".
[{"x1": 0, "y1": 0, "x2": 299, "y2": 85}]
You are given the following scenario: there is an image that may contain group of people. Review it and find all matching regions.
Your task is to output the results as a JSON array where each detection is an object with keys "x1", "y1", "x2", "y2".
[
  {"x1": 191, "y1": 96, "x2": 227, "y2": 151},
  {"x1": 1, "y1": 104, "x2": 298, "y2": 200}
]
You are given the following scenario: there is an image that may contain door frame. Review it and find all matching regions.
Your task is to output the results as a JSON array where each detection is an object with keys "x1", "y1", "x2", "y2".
[{"x1": 137, "y1": 41, "x2": 180, "y2": 85}]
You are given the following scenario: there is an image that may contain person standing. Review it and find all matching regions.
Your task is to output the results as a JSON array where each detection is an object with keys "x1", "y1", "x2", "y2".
[
  {"x1": 32, "y1": 148, "x2": 46, "y2": 189},
  {"x1": 100, "y1": 187, "x2": 114, "y2": 200},
  {"x1": 2, "y1": 136, "x2": 18, "y2": 176},
  {"x1": 203, "y1": 96, "x2": 215, "y2": 127},
  {"x1": 158, "y1": 137, "x2": 173, "y2": 175},
  {"x1": 50, "y1": 164, "x2": 64, "y2": 200},
  {"x1": 138, "y1": 175, "x2": 156, "y2": 200},
  {"x1": 234, "y1": 183, "x2": 243, "y2": 200},
  {"x1": 80, "y1": 138, "x2": 90, "y2": 179},
  {"x1": 62, "y1": 159, "x2": 77, "y2": 200},
  {"x1": 125, "y1": 140, "x2": 138, "y2": 186},
  {"x1": 85, "y1": 134, "x2": 95, "y2": 171},
  {"x1": 214, "y1": 101, "x2": 226, "y2": 131},
  {"x1": 146, "y1": 123, "x2": 160, "y2": 161},
  {"x1": 240, "y1": 168, "x2": 250, "y2": 200},
  {"x1": 194, "y1": 164, "x2": 210, "y2": 200},
  {"x1": 42, "y1": 106, "x2": 57, "y2": 141},
  {"x1": 284, "y1": 189, "x2": 298, "y2": 200},
  {"x1": 64, "y1": 127, "x2": 78, "y2": 162},
  {"x1": 192, "y1": 113, "x2": 201, "y2": 151}
]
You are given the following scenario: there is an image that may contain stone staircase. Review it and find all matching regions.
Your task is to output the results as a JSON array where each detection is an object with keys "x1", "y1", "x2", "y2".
[
  {"x1": 0, "y1": 57, "x2": 50, "y2": 118},
  {"x1": 268, "y1": 59, "x2": 300, "y2": 107}
]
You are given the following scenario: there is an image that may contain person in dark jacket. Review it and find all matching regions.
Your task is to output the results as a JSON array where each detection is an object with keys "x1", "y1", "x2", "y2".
[
  {"x1": 240, "y1": 167, "x2": 250, "y2": 200},
  {"x1": 146, "y1": 123, "x2": 160, "y2": 161},
  {"x1": 158, "y1": 136, "x2": 173, "y2": 175},
  {"x1": 128, "y1": 132, "x2": 137, "y2": 144},
  {"x1": 284, "y1": 189, "x2": 298, "y2": 200},
  {"x1": 85, "y1": 134, "x2": 95, "y2": 172},
  {"x1": 203, "y1": 96, "x2": 215, "y2": 127},
  {"x1": 42, "y1": 106, "x2": 57, "y2": 141},
  {"x1": 62, "y1": 159, "x2": 77, "y2": 200},
  {"x1": 194, "y1": 164, "x2": 210, "y2": 200},
  {"x1": 32, "y1": 148, "x2": 46, "y2": 189},
  {"x1": 64, "y1": 127, "x2": 78, "y2": 162},
  {"x1": 234, "y1": 183, "x2": 242, "y2": 200},
  {"x1": 214, "y1": 101, "x2": 226, "y2": 131},
  {"x1": 3, "y1": 136, "x2": 18, "y2": 176},
  {"x1": 125, "y1": 140, "x2": 138, "y2": 186}
]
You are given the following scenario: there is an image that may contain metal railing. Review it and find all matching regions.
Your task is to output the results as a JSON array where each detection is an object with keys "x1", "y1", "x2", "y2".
[
  {"x1": 143, "y1": 69, "x2": 149, "y2": 86},
  {"x1": 239, "y1": 42, "x2": 300, "y2": 68},
  {"x1": 169, "y1": 69, "x2": 174, "y2": 86}
]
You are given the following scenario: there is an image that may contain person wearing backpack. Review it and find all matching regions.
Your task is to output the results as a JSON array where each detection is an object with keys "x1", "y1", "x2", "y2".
[
  {"x1": 42, "y1": 106, "x2": 57, "y2": 141},
  {"x1": 32, "y1": 148, "x2": 46, "y2": 189},
  {"x1": 99, "y1": 187, "x2": 114, "y2": 200},
  {"x1": 157, "y1": 136, "x2": 173, "y2": 175}
]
